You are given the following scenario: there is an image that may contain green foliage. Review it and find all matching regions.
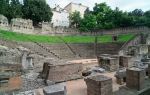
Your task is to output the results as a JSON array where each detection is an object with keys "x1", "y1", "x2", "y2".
[
  {"x1": 0, "y1": 0, "x2": 53, "y2": 25},
  {"x1": 79, "y1": 14, "x2": 97, "y2": 32},
  {"x1": 22, "y1": 0, "x2": 53, "y2": 25},
  {"x1": 69, "y1": 11, "x2": 82, "y2": 28},
  {"x1": 8, "y1": 0, "x2": 23, "y2": 22},
  {"x1": 0, "y1": 29, "x2": 134, "y2": 43},
  {"x1": 144, "y1": 10, "x2": 150, "y2": 27},
  {"x1": 93, "y1": 3, "x2": 115, "y2": 29},
  {"x1": 78, "y1": 2, "x2": 150, "y2": 32},
  {"x1": 0, "y1": 0, "x2": 22, "y2": 23}
]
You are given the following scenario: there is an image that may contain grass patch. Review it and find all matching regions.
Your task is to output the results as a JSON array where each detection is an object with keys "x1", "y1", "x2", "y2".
[{"x1": 0, "y1": 29, "x2": 135, "y2": 44}]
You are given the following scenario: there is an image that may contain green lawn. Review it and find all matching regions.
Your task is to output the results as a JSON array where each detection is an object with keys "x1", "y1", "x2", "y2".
[{"x1": 0, "y1": 29, "x2": 135, "y2": 44}]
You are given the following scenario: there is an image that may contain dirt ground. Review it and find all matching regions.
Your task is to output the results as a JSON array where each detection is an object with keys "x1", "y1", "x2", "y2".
[
  {"x1": 66, "y1": 72, "x2": 123, "y2": 95},
  {"x1": 36, "y1": 72, "x2": 122, "y2": 95},
  {"x1": 67, "y1": 79, "x2": 87, "y2": 95}
]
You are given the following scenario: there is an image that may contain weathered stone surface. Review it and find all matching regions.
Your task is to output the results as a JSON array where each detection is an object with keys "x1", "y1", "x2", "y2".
[
  {"x1": 115, "y1": 68, "x2": 126, "y2": 85},
  {"x1": 85, "y1": 75, "x2": 113, "y2": 95},
  {"x1": 119, "y1": 56, "x2": 133, "y2": 68},
  {"x1": 43, "y1": 83, "x2": 66, "y2": 95},
  {"x1": 41, "y1": 62, "x2": 83, "y2": 83},
  {"x1": 148, "y1": 64, "x2": 150, "y2": 78},
  {"x1": 0, "y1": 14, "x2": 9, "y2": 30},
  {"x1": 126, "y1": 67, "x2": 145, "y2": 91},
  {"x1": 11, "y1": 18, "x2": 34, "y2": 34},
  {"x1": 97, "y1": 55, "x2": 119, "y2": 71}
]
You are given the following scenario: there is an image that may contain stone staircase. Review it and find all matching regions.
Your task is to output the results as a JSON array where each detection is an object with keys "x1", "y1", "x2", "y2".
[
  {"x1": 96, "y1": 42, "x2": 125, "y2": 55},
  {"x1": 42, "y1": 44, "x2": 77, "y2": 59}
]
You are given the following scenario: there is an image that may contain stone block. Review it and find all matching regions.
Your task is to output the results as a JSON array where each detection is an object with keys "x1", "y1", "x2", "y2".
[
  {"x1": 126, "y1": 67, "x2": 145, "y2": 91},
  {"x1": 43, "y1": 83, "x2": 66, "y2": 95},
  {"x1": 85, "y1": 75, "x2": 112, "y2": 95}
]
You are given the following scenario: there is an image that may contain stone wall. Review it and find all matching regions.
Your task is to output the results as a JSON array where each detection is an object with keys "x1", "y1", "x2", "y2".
[
  {"x1": 42, "y1": 62, "x2": 83, "y2": 83},
  {"x1": 0, "y1": 16, "x2": 149, "y2": 36},
  {"x1": 119, "y1": 34, "x2": 141, "y2": 55},
  {"x1": 10, "y1": 18, "x2": 34, "y2": 34},
  {"x1": 40, "y1": 26, "x2": 150, "y2": 36},
  {"x1": 0, "y1": 45, "x2": 22, "y2": 64},
  {"x1": 42, "y1": 43, "x2": 124, "y2": 59},
  {"x1": 0, "y1": 15, "x2": 9, "y2": 31}
]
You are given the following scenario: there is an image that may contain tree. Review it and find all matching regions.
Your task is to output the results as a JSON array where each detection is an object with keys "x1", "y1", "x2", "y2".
[
  {"x1": 0, "y1": 0, "x2": 10, "y2": 21},
  {"x1": 0, "y1": 0, "x2": 9, "y2": 15},
  {"x1": 79, "y1": 14, "x2": 97, "y2": 31},
  {"x1": 22, "y1": 0, "x2": 53, "y2": 26},
  {"x1": 93, "y1": 2, "x2": 115, "y2": 29},
  {"x1": 144, "y1": 10, "x2": 150, "y2": 27},
  {"x1": 8, "y1": 0, "x2": 23, "y2": 22},
  {"x1": 69, "y1": 11, "x2": 82, "y2": 28},
  {"x1": 129, "y1": 9, "x2": 144, "y2": 16},
  {"x1": 128, "y1": 9, "x2": 145, "y2": 26}
]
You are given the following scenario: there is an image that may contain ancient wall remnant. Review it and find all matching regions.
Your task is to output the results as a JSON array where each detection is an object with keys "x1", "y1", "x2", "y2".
[
  {"x1": 0, "y1": 14, "x2": 9, "y2": 31},
  {"x1": 127, "y1": 45, "x2": 149, "y2": 56},
  {"x1": 42, "y1": 22, "x2": 53, "y2": 34},
  {"x1": 84, "y1": 75, "x2": 113, "y2": 95},
  {"x1": 119, "y1": 55, "x2": 133, "y2": 68},
  {"x1": 11, "y1": 18, "x2": 34, "y2": 34},
  {"x1": 97, "y1": 55, "x2": 119, "y2": 71},
  {"x1": 126, "y1": 67, "x2": 145, "y2": 91},
  {"x1": 0, "y1": 45, "x2": 22, "y2": 91},
  {"x1": 41, "y1": 62, "x2": 83, "y2": 83}
]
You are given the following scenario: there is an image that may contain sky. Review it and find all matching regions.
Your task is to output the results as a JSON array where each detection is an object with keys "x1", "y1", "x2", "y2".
[{"x1": 46, "y1": 0, "x2": 150, "y2": 12}]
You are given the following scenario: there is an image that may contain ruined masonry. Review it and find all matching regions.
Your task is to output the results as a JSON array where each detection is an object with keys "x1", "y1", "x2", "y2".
[
  {"x1": 97, "y1": 55, "x2": 119, "y2": 71},
  {"x1": 11, "y1": 18, "x2": 34, "y2": 34},
  {"x1": 85, "y1": 75, "x2": 113, "y2": 95},
  {"x1": 41, "y1": 62, "x2": 83, "y2": 83},
  {"x1": 126, "y1": 67, "x2": 145, "y2": 91},
  {"x1": 43, "y1": 83, "x2": 66, "y2": 95},
  {"x1": 0, "y1": 15, "x2": 9, "y2": 31}
]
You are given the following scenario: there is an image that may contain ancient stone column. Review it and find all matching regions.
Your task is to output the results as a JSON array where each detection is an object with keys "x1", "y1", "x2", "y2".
[
  {"x1": 26, "y1": 56, "x2": 33, "y2": 69},
  {"x1": 84, "y1": 75, "x2": 113, "y2": 95},
  {"x1": 126, "y1": 67, "x2": 145, "y2": 91},
  {"x1": 21, "y1": 50, "x2": 28, "y2": 70}
]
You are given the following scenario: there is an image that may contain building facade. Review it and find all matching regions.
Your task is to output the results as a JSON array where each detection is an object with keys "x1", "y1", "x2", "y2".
[
  {"x1": 64, "y1": 2, "x2": 88, "y2": 18},
  {"x1": 51, "y1": 5, "x2": 69, "y2": 27}
]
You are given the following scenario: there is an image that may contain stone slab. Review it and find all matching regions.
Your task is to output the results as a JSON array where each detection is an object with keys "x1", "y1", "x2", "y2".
[{"x1": 43, "y1": 83, "x2": 66, "y2": 95}]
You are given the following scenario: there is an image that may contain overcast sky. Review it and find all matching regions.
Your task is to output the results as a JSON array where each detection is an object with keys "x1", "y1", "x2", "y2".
[{"x1": 46, "y1": 0, "x2": 150, "y2": 12}]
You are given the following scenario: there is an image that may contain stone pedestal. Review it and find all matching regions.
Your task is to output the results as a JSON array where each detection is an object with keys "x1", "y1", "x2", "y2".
[
  {"x1": 115, "y1": 68, "x2": 126, "y2": 85},
  {"x1": 85, "y1": 75, "x2": 112, "y2": 95},
  {"x1": 126, "y1": 67, "x2": 145, "y2": 91},
  {"x1": 43, "y1": 83, "x2": 66, "y2": 95},
  {"x1": 98, "y1": 56, "x2": 119, "y2": 71},
  {"x1": 119, "y1": 56, "x2": 133, "y2": 68}
]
